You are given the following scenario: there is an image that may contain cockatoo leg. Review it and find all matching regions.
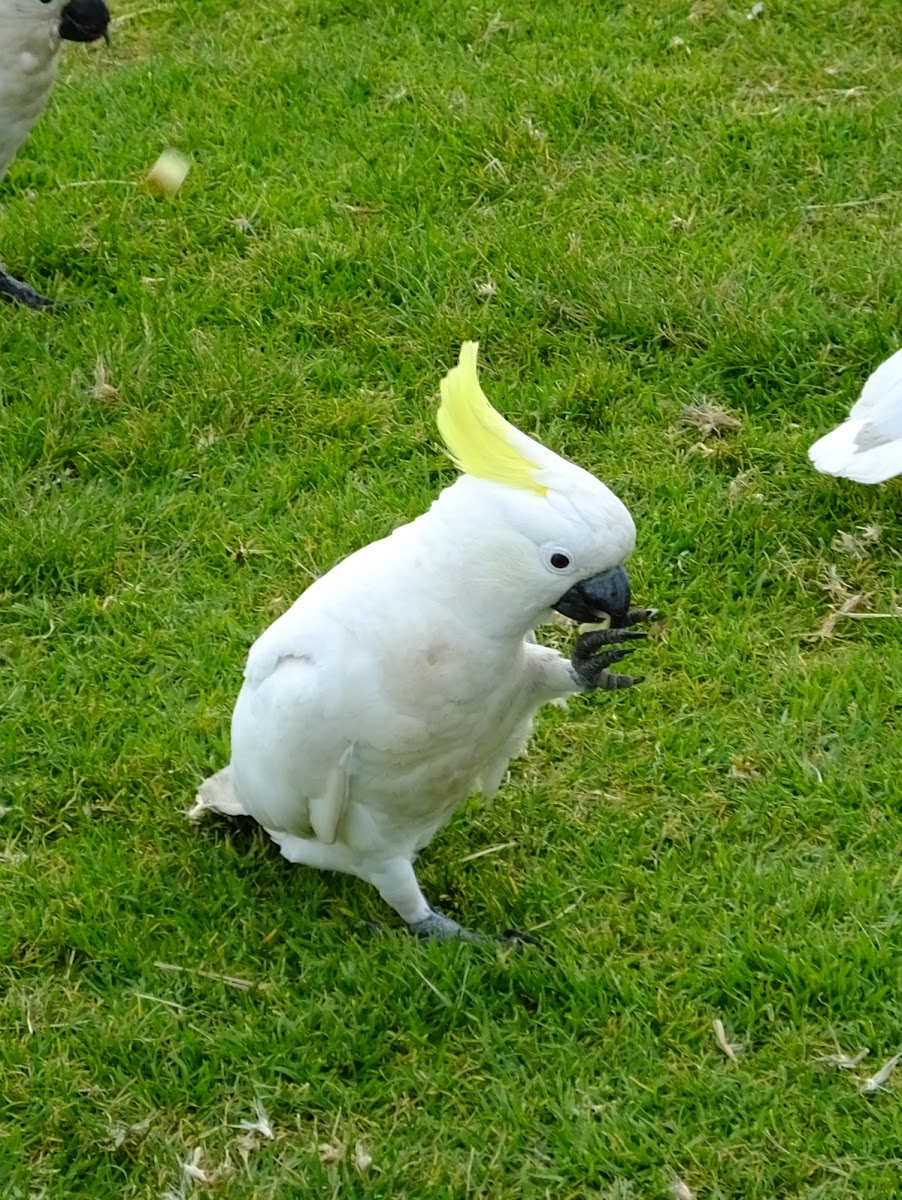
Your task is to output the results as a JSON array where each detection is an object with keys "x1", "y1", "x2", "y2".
[
  {"x1": 266, "y1": 836, "x2": 536, "y2": 945},
  {"x1": 268, "y1": 839, "x2": 461, "y2": 938},
  {"x1": 365, "y1": 858, "x2": 496, "y2": 942},
  {"x1": 365, "y1": 857, "x2": 450, "y2": 931},
  {"x1": 0, "y1": 263, "x2": 54, "y2": 309},
  {"x1": 369, "y1": 859, "x2": 544, "y2": 944}
]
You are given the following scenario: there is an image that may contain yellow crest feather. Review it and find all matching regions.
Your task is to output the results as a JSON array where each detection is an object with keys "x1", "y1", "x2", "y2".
[{"x1": 437, "y1": 342, "x2": 547, "y2": 495}]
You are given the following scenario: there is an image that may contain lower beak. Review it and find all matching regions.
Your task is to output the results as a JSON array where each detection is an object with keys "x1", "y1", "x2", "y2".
[
  {"x1": 60, "y1": 0, "x2": 110, "y2": 43},
  {"x1": 553, "y1": 564, "x2": 631, "y2": 627}
]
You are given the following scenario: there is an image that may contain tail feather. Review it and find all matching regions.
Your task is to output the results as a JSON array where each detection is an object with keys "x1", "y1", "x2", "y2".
[{"x1": 188, "y1": 766, "x2": 248, "y2": 822}]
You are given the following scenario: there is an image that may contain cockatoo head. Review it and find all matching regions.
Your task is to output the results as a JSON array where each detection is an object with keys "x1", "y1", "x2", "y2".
[
  {"x1": 433, "y1": 343, "x2": 637, "y2": 631},
  {"x1": 2, "y1": 0, "x2": 110, "y2": 43}
]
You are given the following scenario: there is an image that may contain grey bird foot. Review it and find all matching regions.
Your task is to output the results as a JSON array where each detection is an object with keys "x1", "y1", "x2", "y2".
[
  {"x1": 571, "y1": 625, "x2": 649, "y2": 691},
  {"x1": 409, "y1": 908, "x2": 489, "y2": 943},
  {"x1": 409, "y1": 909, "x2": 542, "y2": 947},
  {"x1": 500, "y1": 927, "x2": 543, "y2": 947},
  {"x1": 0, "y1": 265, "x2": 55, "y2": 310}
]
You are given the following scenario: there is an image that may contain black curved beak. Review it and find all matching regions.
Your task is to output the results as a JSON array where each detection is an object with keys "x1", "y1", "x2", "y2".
[
  {"x1": 60, "y1": 0, "x2": 110, "y2": 43},
  {"x1": 553, "y1": 564, "x2": 631, "y2": 627}
]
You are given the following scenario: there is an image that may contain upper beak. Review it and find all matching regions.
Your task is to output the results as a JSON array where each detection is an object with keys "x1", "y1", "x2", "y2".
[
  {"x1": 60, "y1": 0, "x2": 111, "y2": 43},
  {"x1": 553, "y1": 564, "x2": 631, "y2": 627}
]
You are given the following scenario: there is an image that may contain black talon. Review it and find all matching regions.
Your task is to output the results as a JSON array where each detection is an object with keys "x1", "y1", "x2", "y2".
[
  {"x1": 577, "y1": 627, "x2": 647, "y2": 651},
  {"x1": 571, "y1": 615, "x2": 654, "y2": 692},
  {"x1": 500, "y1": 928, "x2": 543, "y2": 947},
  {"x1": 597, "y1": 671, "x2": 644, "y2": 690}
]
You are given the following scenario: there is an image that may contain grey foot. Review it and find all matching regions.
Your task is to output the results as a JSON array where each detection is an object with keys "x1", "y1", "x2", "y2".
[
  {"x1": 409, "y1": 909, "x2": 541, "y2": 946},
  {"x1": 409, "y1": 909, "x2": 488, "y2": 942},
  {"x1": 0, "y1": 265, "x2": 55, "y2": 310},
  {"x1": 500, "y1": 927, "x2": 543, "y2": 947},
  {"x1": 571, "y1": 626, "x2": 646, "y2": 690},
  {"x1": 571, "y1": 607, "x2": 660, "y2": 691}
]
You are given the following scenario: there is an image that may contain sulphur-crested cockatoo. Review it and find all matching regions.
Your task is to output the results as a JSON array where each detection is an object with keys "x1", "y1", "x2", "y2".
[
  {"x1": 193, "y1": 343, "x2": 653, "y2": 940},
  {"x1": 809, "y1": 347, "x2": 902, "y2": 483},
  {"x1": 0, "y1": 0, "x2": 110, "y2": 308}
]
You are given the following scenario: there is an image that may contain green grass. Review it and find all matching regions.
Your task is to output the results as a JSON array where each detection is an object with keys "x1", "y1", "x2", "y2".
[{"x1": 2, "y1": 0, "x2": 902, "y2": 1194}]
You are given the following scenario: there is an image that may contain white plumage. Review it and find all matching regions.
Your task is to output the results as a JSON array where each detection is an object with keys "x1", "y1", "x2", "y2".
[
  {"x1": 0, "y1": 2, "x2": 62, "y2": 181},
  {"x1": 0, "y1": 0, "x2": 109, "y2": 307},
  {"x1": 809, "y1": 347, "x2": 902, "y2": 483},
  {"x1": 194, "y1": 344, "x2": 651, "y2": 941}
]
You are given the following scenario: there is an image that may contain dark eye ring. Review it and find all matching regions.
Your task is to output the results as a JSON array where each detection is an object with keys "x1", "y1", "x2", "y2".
[{"x1": 550, "y1": 552, "x2": 570, "y2": 570}]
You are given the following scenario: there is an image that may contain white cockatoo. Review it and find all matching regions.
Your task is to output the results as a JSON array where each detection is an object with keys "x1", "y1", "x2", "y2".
[
  {"x1": 809, "y1": 347, "x2": 902, "y2": 483},
  {"x1": 0, "y1": 0, "x2": 110, "y2": 307},
  {"x1": 193, "y1": 343, "x2": 653, "y2": 940}
]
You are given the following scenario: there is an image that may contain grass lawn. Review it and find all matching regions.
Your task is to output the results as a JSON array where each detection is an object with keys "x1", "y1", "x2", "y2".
[{"x1": 2, "y1": 0, "x2": 902, "y2": 1195}]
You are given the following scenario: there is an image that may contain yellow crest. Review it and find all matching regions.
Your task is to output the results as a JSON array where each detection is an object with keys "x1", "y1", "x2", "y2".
[{"x1": 437, "y1": 342, "x2": 547, "y2": 496}]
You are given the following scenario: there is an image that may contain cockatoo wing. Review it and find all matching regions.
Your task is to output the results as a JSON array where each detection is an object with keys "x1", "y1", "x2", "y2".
[
  {"x1": 808, "y1": 419, "x2": 902, "y2": 483},
  {"x1": 809, "y1": 348, "x2": 902, "y2": 482},
  {"x1": 229, "y1": 545, "x2": 447, "y2": 844},
  {"x1": 230, "y1": 610, "x2": 362, "y2": 843}
]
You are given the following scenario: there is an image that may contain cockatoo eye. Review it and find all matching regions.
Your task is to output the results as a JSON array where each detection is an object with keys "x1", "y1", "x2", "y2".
[{"x1": 541, "y1": 545, "x2": 574, "y2": 573}]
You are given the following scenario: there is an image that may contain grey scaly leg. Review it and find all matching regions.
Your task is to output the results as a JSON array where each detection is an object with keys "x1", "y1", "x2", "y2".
[
  {"x1": 0, "y1": 262, "x2": 54, "y2": 309},
  {"x1": 570, "y1": 608, "x2": 659, "y2": 691}
]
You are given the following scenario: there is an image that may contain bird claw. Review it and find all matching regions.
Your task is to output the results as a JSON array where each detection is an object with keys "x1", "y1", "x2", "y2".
[
  {"x1": 409, "y1": 910, "x2": 541, "y2": 946},
  {"x1": 570, "y1": 608, "x2": 658, "y2": 692},
  {"x1": 0, "y1": 266, "x2": 55, "y2": 310},
  {"x1": 499, "y1": 928, "x2": 543, "y2": 947},
  {"x1": 409, "y1": 909, "x2": 489, "y2": 943}
]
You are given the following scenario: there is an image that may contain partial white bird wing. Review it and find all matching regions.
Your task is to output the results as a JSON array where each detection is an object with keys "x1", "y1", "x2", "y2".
[
  {"x1": 809, "y1": 419, "x2": 902, "y2": 483},
  {"x1": 230, "y1": 602, "x2": 367, "y2": 841},
  {"x1": 809, "y1": 348, "x2": 902, "y2": 482},
  {"x1": 851, "y1": 346, "x2": 902, "y2": 435}
]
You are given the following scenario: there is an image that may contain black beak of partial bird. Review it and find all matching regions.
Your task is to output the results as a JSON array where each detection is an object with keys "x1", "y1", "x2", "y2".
[
  {"x1": 552, "y1": 564, "x2": 632, "y2": 627},
  {"x1": 59, "y1": 0, "x2": 111, "y2": 43}
]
